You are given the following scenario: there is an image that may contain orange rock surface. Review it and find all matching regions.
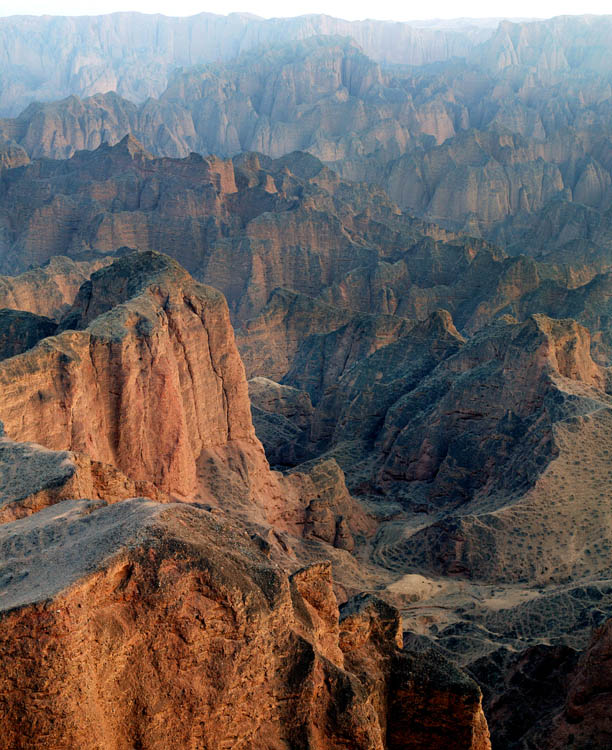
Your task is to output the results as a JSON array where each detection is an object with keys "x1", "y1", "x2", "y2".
[{"x1": 0, "y1": 499, "x2": 490, "y2": 750}]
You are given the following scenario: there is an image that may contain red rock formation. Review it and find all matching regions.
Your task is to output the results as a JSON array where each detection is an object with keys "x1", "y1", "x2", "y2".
[
  {"x1": 0, "y1": 251, "x2": 376, "y2": 552},
  {"x1": 545, "y1": 618, "x2": 612, "y2": 749},
  {"x1": 0, "y1": 251, "x2": 260, "y2": 499},
  {"x1": 0, "y1": 255, "x2": 112, "y2": 319},
  {"x1": 0, "y1": 498, "x2": 490, "y2": 750},
  {"x1": 0, "y1": 427, "x2": 168, "y2": 525}
]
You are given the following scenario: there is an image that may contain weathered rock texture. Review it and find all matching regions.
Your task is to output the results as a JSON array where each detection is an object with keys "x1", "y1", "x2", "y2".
[
  {"x1": 471, "y1": 615, "x2": 612, "y2": 749},
  {"x1": 0, "y1": 497, "x2": 490, "y2": 750},
  {"x1": 3, "y1": 136, "x2": 612, "y2": 704},
  {"x1": 1, "y1": 250, "x2": 500, "y2": 748},
  {"x1": 0, "y1": 309, "x2": 56, "y2": 361},
  {"x1": 0, "y1": 427, "x2": 168, "y2": 525},
  {"x1": 0, "y1": 255, "x2": 113, "y2": 319},
  {"x1": 0, "y1": 250, "x2": 377, "y2": 557},
  {"x1": 470, "y1": 643, "x2": 580, "y2": 750},
  {"x1": 2, "y1": 16, "x2": 612, "y2": 743},
  {"x1": 0, "y1": 251, "x2": 261, "y2": 499},
  {"x1": 543, "y1": 617, "x2": 612, "y2": 750},
  {"x1": 249, "y1": 376, "x2": 314, "y2": 465},
  {"x1": 4, "y1": 139, "x2": 612, "y2": 376},
  {"x1": 299, "y1": 312, "x2": 612, "y2": 584}
]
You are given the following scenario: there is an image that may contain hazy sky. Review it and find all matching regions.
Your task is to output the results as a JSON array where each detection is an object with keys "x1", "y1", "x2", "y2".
[{"x1": 0, "y1": 0, "x2": 609, "y2": 20}]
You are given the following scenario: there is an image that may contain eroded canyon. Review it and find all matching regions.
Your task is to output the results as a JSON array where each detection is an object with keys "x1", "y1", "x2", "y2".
[{"x1": 1, "y1": 11, "x2": 612, "y2": 750}]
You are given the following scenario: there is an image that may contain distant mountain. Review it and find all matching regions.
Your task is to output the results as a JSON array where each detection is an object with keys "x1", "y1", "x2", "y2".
[
  {"x1": 2, "y1": 17, "x2": 612, "y2": 258},
  {"x1": 0, "y1": 11, "x2": 491, "y2": 117}
]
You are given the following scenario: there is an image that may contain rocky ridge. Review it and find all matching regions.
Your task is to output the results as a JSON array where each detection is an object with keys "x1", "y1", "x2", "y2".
[
  {"x1": 1, "y1": 14, "x2": 612, "y2": 745},
  {"x1": 0, "y1": 12, "x2": 493, "y2": 117},
  {"x1": 3, "y1": 17, "x2": 612, "y2": 262},
  {"x1": 0, "y1": 497, "x2": 490, "y2": 750},
  {"x1": 0, "y1": 250, "x2": 492, "y2": 749}
]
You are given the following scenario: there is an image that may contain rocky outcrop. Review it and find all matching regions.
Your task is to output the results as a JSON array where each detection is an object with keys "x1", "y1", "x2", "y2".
[
  {"x1": 378, "y1": 314, "x2": 605, "y2": 502},
  {"x1": 0, "y1": 256, "x2": 113, "y2": 319},
  {"x1": 6, "y1": 136, "x2": 612, "y2": 380},
  {"x1": 364, "y1": 314, "x2": 612, "y2": 587},
  {"x1": 0, "y1": 495, "x2": 490, "y2": 750},
  {"x1": 0, "y1": 427, "x2": 168, "y2": 525},
  {"x1": 248, "y1": 377, "x2": 314, "y2": 466},
  {"x1": 2, "y1": 20, "x2": 612, "y2": 252},
  {"x1": 471, "y1": 616, "x2": 612, "y2": 749},
  {"x1": 0, "y1": 251, "x2": 260, "y2": 499},
  {"x1": 302, "y1": 309, "x2": 465, "y2": 452},
  {"x1": 339, "y1": 594, "x2": 490, "y2": 750},
  {"x1": 289, "y1": 459, "x2": 375, "y2": 550},
  {"x1": 2, "y1": 17, "x2": 612, "y2": 264},
  {"x1": 260, "y1": 307, "x2": 612, "y2": 604},
  {"x1": 471, "y1": 643, "x2": 579, "y2": 750},
  {"x1": 249, "y1": 377, "x2": 313, "y2": 429},
  {"x1": 0, "y1": 250, "x2": 376, "y2": 555},
  {"x1": 0, "y1": 309, "x2": 56, "y2": 361},
  {"x1": 0, "y1": 36, "x2": 466, "y2": 162},
  {"x1": 237, "y1": 290, "x2": 358, "y2": 381},
  {"x1": 543, "y1": 617, "x2": 612, "y2": 749},
  {"x1": 0, "y1": 139, "x2": 470, "y2": 335}
]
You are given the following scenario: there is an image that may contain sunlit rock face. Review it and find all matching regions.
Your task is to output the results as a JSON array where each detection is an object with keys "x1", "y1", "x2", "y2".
[{"x1": 1, "y1": 12, "x2": 612, "y2": 749}]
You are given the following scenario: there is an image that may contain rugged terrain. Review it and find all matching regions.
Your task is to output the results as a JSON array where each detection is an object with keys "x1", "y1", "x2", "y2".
[
  {"x1": 0, "y1": 251, "x2": 491, "y2": 749},
  {"x1": 0, "y1": 13, "x2": 494, "y2": 117},
  {"x1": 2, "y1": 15, "x2": 612, "y2": 264},
  {"x1": 1, "y1": 10, "x2": 612, "y2": 749}
]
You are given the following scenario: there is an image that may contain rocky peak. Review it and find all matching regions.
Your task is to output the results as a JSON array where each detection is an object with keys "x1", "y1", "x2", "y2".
[
  {"x1": 418, "y1": 308, "x2": 466, "y2": 342},
  {"x1": 0, "y1": 251, "x2": 258, "y2": 497},
  {"x1": 512, "y1": 314, "x2": 606, "y2": 390},
  {"x1": 59, "y1": 250, "x2": 189, "y2": 330}
]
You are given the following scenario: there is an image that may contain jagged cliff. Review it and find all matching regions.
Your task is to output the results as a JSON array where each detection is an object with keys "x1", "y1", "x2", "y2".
[
  {"x1": 0, "y1": 250, "x2": 381, "y2": 562},
  {"x1": 0, "y1": 495, "x2": 490, "y2": 750},
  {"x1": 0, "y1": 250, "x2": 492, "y2": 749},
  {"x1": 0, "y1": 251, "x2": 259, "y2": 498},
  {"x1": 3, "y1": 17, "x2": 611, "y2": 258},
  {"x1": 0, "y1": 13, "x2": 491, "y2": 117},
  {"x1": 1, "y1": 14, "x2": 612, "y2": 745}
]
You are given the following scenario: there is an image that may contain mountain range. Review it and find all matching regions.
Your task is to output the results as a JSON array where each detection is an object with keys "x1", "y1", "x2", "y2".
[{"x1": 1, "y1": 11, "x2": 612, "y2": 750}]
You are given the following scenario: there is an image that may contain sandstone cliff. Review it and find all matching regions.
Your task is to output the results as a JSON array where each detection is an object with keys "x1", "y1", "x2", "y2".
[
  {"x1": 0, "y1": 424, "x2": 168, "y2": 525},
  {"x1": 0, "y1": 251, "x2": 260, "y2": 500},
  {"x1": 0, "y1": 250, "x2": 376, "y2": 557},
  {"x1": 4, "y1": 135, "x2": 612, "y2": 379},
  {"x1": 0, "y1": 256, "x2": 113, "y2": 319},
  {"x1": 0, "y1": 309, "x2": 56, "y2": 361},
  {"x1": 0, "y1": 495, "x2": 490, "y2": 750}
]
